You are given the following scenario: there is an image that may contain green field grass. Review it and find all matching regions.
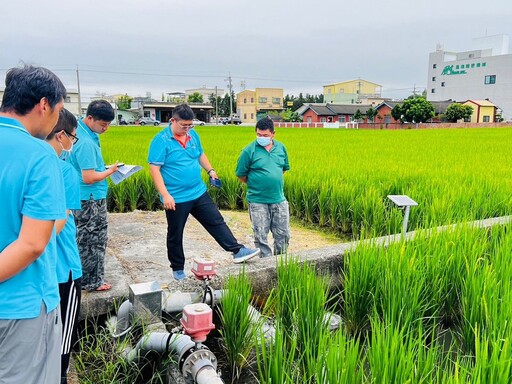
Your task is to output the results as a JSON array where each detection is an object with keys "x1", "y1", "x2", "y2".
[{"x1": 101, "y1": 125, "x2": 512, "y2": 238}]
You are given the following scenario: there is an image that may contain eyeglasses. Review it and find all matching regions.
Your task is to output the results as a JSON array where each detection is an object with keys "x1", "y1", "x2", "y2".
[
  {"x1": 65, "y1": 132, "x2": 79, "y2": 144},
  {"x1": 175, "y1": 120, "x2": 194, "y2": 129}
]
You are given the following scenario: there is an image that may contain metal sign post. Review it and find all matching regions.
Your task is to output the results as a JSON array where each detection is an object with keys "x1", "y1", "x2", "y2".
[{"x1": 387, "y1": 195, "x2": 418, "y2": 236}]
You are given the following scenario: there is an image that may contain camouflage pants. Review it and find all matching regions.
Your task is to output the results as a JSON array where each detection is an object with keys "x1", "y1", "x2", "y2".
[
  {"x1": 73, "y1": 198, "x2": 108, "y2": 291},
  {"x1": 248, "y1": 201, "x2": 290, "y2": 258}
]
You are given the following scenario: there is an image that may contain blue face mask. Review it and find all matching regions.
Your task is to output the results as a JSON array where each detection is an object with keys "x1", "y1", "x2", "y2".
[{"x1": 257, "y1": 137, "x2": 271, "y2": 147}]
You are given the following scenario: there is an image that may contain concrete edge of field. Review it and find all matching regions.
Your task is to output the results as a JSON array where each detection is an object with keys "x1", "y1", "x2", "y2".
[{"x1": 80, "y1": 215, "x2": 512, "y2": 320}]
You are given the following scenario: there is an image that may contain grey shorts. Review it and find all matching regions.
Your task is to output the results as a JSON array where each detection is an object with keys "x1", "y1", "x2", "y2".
[{"x1": 0, "y1": 303, "x2": 61, "y2": 384}]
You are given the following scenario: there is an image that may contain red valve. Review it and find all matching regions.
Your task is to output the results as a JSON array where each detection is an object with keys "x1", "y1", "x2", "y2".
[
  {"x1": 180, "y1": 303, "x2": 215, "y2": 342},
  {"x1": 191, "y1": 258, "x2": 216, "y2": 280}
]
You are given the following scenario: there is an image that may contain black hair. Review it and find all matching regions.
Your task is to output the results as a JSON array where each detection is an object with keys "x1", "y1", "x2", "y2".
[
  {"x1": 86, "y1": 100, "x2": 115, "y2": 122},
  {"x1": 0, "y1": 65, "x2": 67, "y2": 115},
  {"x1": 256, "y1": 116, "x2": 274, "y2": 132},
  {"x1": 172, "y1": 104, "x2": 194, "y2": 120},
  {"x1": 46, "y1": 108, "x2": 77, "y2": 139}
]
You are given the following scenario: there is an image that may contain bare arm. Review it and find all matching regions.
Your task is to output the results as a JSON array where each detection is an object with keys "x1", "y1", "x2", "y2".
[
  {"x1": 238, "y1": 176, "x2": 247, "y2": 184},
  {"x1": 82, "y1": 162, "x2": 119, "y2": 185},
  {"x1": 0, "y1": 217, "x2": 55, "y2": 283},
  {"x1": 55, "y1": 210, "x2": 71, "y2": 234},
  {"x1": 149, "y1": 164, "x2": 175, "y2": 210},
  {"x1": 199, "y1": 153, "x2": 218, "y2": 179}
]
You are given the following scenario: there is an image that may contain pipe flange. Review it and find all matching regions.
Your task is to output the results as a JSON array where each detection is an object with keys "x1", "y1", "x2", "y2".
[{"x1": 181, "y1": 348, "x2": 217, "y2": 383}]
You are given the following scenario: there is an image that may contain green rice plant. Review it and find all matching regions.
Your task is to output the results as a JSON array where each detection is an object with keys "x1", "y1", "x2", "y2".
[
  {"x1": 342, "y1": 242, "x2": 383, "y2": 336},
  {"x1": 256, "y1": 320, "x2": 298, "y2": 384},
  {"x1": 470, "y1": 325, "x2": 512, "y2": 383},
  {"x1": 218, "y1": 271, "x2": 261, "y2": 382},
  {"x1": 109, "y1": 182, "x2": 128, "y2": 213},
  {"x1": 273, "y1": 257, "x2": 331, "y2": 382},
  {"x1": 375, "y1": 240, "x2": 432, "y2": 333},
  {"x1": 365, "y1": 318, "x2": 440, "y2": 384},
  {"x1": 139, "y1": 172, "x2": 160, "y2": 211},
  {"x1": 315, "y1": 328, "x2": 364, "y2": 384},
  {"x1": 125, "y1": 176, "x2": 141, "y2": 212},
  {"x1": 101, "y1": 126, "x2": 512, "y2": 240}
]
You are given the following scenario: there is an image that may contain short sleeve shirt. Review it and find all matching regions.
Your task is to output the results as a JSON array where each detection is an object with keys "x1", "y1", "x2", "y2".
[
  {"x1": 56, "y1": 160, "x2": 82, "y2": 283},
  {"x1": 67, "y1": 119, "x2": 108, "y2": 200},
  {"x1": 0, "y1": 116, "x2": 66, "y2": 319},
  {"x1": 236, "y1": 140, "x2": 290, "y2": 204},
  {"x1": 148, "y1": 127, "x2": 206, "y2": 203}
]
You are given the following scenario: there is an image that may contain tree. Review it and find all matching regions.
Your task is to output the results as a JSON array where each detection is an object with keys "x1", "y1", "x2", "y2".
[
  {"x1": 391, "y1": 104, "x2": 402, "y2": 122},
  {"x1": 366, "y1": 106, "x2": 377, "y2": 122},
  {"x1": 444, "y1": 103, "x2": 473, "y2": 122},
  {"x1": 117, "y1": 95, "x2": 132, "y2": 110},
  {"x1": 391, "y1": 97, "x2": 435, "y2": 123},
  {"x1": 280, "y1": 109, "x2": 302, "y2": 122},
  {"x1": 187, "y1": 92, "x2": 204, "y2": 103},
  {"x1": 353, "y1": 109, "x2": 364, "y2": 121}
]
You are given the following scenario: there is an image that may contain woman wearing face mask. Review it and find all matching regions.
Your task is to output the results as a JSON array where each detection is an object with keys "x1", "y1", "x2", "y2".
[{"x1": 45, "y1": 108, "x2": 82, "y2": 384}]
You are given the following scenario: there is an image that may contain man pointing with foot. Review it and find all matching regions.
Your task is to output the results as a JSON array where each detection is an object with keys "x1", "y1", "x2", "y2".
[{"x1": 148, "y1": 104, "x2": 259, "y2": 281}]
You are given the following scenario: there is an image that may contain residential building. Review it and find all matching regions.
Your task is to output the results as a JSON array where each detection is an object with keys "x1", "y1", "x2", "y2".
[
  {"x1": 427, "y1": 34, "x2": 512, "y2": 120},
  {"x1": 323, "y1": 79, "x2": 382, "y2": 104},
  {"x1": 237, "y1": 88, "x2": 284, "y2": 123},
  {"x1": 463, "y1": 99, "x2": 498, "y2": 123},
  {"x1": 185, "y1": 86, "x2": 224, "y2": 103},
  {"x1": 299, "y1": 103, "x2": 371, "y2": 123},
  {"x1": 140, "y1": 101, "x2": 213, "y2": 123}
]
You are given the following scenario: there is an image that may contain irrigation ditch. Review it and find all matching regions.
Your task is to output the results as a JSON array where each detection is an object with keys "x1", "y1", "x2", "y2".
[{"x1": 74, "y1": 214, "x2": 512, "y2": 383}]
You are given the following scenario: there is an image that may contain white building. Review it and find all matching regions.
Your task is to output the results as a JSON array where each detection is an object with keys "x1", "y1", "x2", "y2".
[{"x1": 427, "y1": 34, "x2": 512, "y2": 121}]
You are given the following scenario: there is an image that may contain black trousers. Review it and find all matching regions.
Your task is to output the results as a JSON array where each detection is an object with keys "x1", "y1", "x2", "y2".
[
  {"x1": 165, "y1": 191, "x2": 243, "y2": 270},
  {"x1": 59, "y1": 273, "x2": 81, "y2": 384}
]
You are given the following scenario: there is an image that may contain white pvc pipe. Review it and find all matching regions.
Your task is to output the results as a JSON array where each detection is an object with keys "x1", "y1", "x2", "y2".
[
  {"x1": 195, "y1": 365, "x2": 224, "y2": 384},
  {"x1": 162, "y1": 289, "x2": 225, "y2": 313}
]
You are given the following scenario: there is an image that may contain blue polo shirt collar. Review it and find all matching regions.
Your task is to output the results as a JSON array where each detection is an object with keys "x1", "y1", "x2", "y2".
[
  {"x1": 78, "y1": 119, "x2": 100, "y2": 146},
  {"x1": 0, "y1": 115, "x2": 30, "y2": 134}
]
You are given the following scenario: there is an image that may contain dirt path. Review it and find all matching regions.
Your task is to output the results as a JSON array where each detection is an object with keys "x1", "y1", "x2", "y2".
[{"x1": 106, "y1": 209, "x2": 340, "y2": 279}]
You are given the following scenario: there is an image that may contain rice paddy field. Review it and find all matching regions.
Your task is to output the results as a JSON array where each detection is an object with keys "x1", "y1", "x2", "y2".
[
  {"x1": 77, "y1": 125, "x2": 512, "y2": 383},
  {"x1": 102, "y1": 125, "x2": 512, "y2": 239}
]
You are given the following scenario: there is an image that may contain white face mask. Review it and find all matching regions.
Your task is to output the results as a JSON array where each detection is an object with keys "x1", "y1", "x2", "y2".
[{"x1": 58, "y1": 133, "x2": 74, "y2": 160}]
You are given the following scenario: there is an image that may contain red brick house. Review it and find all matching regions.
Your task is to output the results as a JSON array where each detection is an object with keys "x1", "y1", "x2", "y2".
[{"x1": 300, "y1": 103, "x2": 372, "y2": 123}]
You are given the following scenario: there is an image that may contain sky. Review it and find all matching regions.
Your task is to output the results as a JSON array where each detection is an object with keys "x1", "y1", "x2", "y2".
[{"x1": 1, "y1": 0, "x2": 511, "y2": 101}]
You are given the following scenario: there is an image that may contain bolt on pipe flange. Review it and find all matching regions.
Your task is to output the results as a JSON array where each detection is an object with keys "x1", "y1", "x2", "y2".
[{"x1": 181, "y1": 348, "x2": 217, "y2": 383}]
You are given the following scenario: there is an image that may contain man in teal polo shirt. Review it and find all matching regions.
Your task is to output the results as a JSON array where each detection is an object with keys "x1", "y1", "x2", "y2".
[
  {"x1": 148, "y1": 104, "x2": 260, "y2": 281},
  {"x1": 68, "y1": 100, "x2": 117, "y2": 291},
  {"x1": 236, "y1": 117, "x2": 291, "y2": 258},
  {"x1": 0, "y1": 65, "x2": 67, "y2": 384}
]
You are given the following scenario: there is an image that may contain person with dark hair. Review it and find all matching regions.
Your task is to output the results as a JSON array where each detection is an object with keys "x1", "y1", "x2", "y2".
[
  {"x1": 68, "y1": 100, "x2": 117, "y2": 291},
  {"x1": 236, "y1": 117, "x2": 291, "y2": 258},
  {"x1": 45, "y1": 109, "x2": 82, "y2": 384},
  {"x1": 148, "y1": 104, "x2": 260, "y2": 281},
  {"x1": 0, "y1": 65, "x2": 67, "y2": 384}
]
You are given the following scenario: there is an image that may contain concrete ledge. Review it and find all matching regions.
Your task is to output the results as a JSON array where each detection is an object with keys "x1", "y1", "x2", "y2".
[{"x1": 80, "y1": 215, "x2": 512, "y2": 320}]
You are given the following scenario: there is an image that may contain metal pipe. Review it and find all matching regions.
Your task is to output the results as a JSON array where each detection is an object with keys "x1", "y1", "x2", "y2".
[
  {"x1": 123, "y1": 332, "x2": 195, "y2": 364},
  {"x1": 162, "y1": 289, "x2": 225, "y2": 313},
  {"x1": 110, "y1": 300, "x2": 133, "y2": 338}
]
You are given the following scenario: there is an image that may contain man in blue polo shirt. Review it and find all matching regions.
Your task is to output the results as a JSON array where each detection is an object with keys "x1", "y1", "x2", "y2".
[
  {"x1": 236, "y1": 117, "x2": 290, "y2": 258},
  {"x1": 68, "y1": 100, "x2": 117, "y2": 291},
  {"x1": 148, "y1": 104, "x2": 259, "y2": 281},
  {"x1": 0, "y1": 65, "x2": 67, "y2": 384}
]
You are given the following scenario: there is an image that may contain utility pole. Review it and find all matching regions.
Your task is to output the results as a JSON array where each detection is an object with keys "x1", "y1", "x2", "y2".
[
  {"x1": 76, "y1": 65, "x2": 82, "y2": 117},
  {"x1": 215, "y1": 86, "x2": 218, "y2": 124},
  {"x1": 227, "y1": 73, "x2": 233, "y2": 124},
  {"x1": 357, "y1": 78, "x2": 362, "y2": 104}
]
